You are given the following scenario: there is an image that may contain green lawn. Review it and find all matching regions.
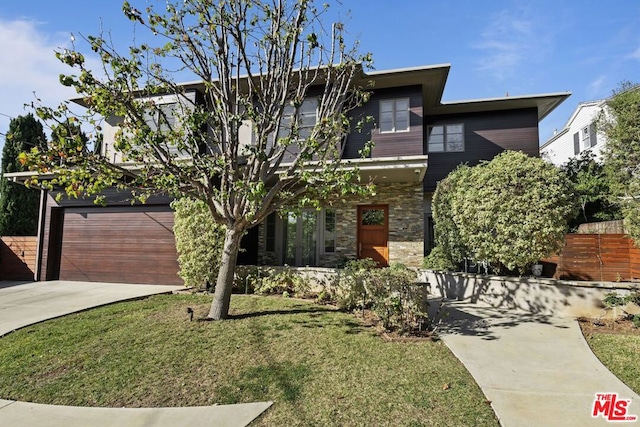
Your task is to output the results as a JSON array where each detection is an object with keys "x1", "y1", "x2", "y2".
[
  {"x1": 0, "y1": 294, "x2": 497, "y2": 426},
  {"x1": 583, "y1": 333, "x2": 640, "y2": 395}
]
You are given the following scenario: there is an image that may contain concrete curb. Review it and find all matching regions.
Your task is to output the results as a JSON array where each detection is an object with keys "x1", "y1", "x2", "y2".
[{"x1": 0, "y1": 399, "x2": 273, "y2": 427}]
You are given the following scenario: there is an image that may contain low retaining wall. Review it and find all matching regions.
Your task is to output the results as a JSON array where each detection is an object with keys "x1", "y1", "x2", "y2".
[
  {"x1": 419, "y1": 270, "x2": 640, "y2": 319},
  {"x1": 240, "y1": 265, "x2": 639, "y2": 319}
]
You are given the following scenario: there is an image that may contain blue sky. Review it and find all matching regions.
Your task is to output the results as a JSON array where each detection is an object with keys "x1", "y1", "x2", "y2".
[{"x1": 1, "y1": 0, "x2": 639, "y2": 152}]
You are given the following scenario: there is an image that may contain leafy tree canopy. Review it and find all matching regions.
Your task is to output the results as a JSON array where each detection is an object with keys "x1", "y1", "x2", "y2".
[
  {"x1": 21, "y1": 0, "x2": 373, "y2": 319},
  {"x1": 0, "y1": 114, "x2": 47, "y2": 236},
  {"x1": 561, "y1": 151, "x2": 621, "y2": 230},
  {"x1": 431, "y1": 151, "x2": 576, "y2": 274},
  {"x1": 600, "y1": 81, "x2": 640, "y2": 244}
]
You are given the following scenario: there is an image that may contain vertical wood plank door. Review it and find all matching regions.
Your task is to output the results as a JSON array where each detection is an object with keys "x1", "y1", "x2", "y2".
[
  {"x1": 58, "y1": 205, "x2": 183, "y2": 285},
  {"x1": 357, "y1": 205, "x2": 389, "y2": 267}
]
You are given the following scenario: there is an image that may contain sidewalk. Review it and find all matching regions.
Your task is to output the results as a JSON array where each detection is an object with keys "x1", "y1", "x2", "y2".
[
  {"x1": 439, "y1": 300, "x2": 640, "y2": 426},
  {"x1": 0, "y1": 281, "x2": 272, "y2": 427}
]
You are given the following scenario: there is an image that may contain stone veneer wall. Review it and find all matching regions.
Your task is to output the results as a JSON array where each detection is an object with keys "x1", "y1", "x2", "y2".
[{"x1": 257, "y1": 182, "x2": 424, "y2": 268}]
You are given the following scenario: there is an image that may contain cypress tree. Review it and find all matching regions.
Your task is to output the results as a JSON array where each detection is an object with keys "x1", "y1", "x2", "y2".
[{"x1": 0, "y1": 114, "x2": 47, "y2": 236}]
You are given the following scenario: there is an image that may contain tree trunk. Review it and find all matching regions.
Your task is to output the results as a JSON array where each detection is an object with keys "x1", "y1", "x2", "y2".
[{"x1": 208, "y1": 226, "x2": 244, "y2": 320}]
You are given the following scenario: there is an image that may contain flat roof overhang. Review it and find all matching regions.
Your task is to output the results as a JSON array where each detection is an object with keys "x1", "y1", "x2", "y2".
[
  {"x1": 277, "y1": 155, "x2": 428, "y2": 184},
  {"x1": 428, "y1": 92, "x2": 571, "y2": 121},
  {"x1": 6, "y1": 155, "x2": 428, "y2": 188}
]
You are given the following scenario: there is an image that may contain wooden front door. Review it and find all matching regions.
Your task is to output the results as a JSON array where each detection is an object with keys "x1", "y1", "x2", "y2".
[{"x1": 357, "y1": 205, "x2": 389, "y2": 267}]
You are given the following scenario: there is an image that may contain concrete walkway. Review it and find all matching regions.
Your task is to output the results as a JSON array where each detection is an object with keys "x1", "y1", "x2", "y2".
[
  {"x1": 0, "y1": 280, "x2": 272, "y2": 427},
  {"x1": 439, "y1": 300, "x2": 640, "y2": 426}
]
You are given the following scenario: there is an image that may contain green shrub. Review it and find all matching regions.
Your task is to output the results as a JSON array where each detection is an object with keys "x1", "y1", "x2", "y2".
[
  {"x1": 423, "y1": 246, "x2": 458, "y2": 271},
  {"x1": 603, "y1": 292, "x2": 626, "y2": 308},
  {"x1": 250, "y1": 267, "x2": 310, "y2": 297},
  {"x1": 332, "y1": 260, "x2": 429, "y2": 334},
  {"x1": 602, "y1": 291, "x2": 640, "y2": 308},
  {"x1": 367, "y1": 264, "x2": 427, "y2": 332},
  {"x1": 171, "y1": 198, "x2": 225, "y2": 289},
  {"x1": 432, "y1": 151, "x2": 576, "y2": 275},
  {"x1": 333, "y1": 258, "x2": 377, "y2": 311},
  {"x1": 625, "y1": 291, "x2": 640, "y2": 306}
]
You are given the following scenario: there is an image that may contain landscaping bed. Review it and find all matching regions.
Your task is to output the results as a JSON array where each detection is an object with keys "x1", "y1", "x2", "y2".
[
  {"x1": 578, "y1": 316, "x2": 640, "y2": 395},
  {"x1": 578, "y1": 316, "x2": 640, "y2": 336}
]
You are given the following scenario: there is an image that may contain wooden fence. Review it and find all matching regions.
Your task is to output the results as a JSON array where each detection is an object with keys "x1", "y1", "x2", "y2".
[
  {"x1": 541, "y1": 234, "x2": 640, "y2": 282},
  {"x1": 0, "y1": 236, "x2": 37, "y2": 280}
]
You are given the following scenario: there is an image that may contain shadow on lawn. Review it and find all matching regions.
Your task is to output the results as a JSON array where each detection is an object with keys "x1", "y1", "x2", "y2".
[{"x1": 223, "y1": 305, "x2": 336, "y2": 320}]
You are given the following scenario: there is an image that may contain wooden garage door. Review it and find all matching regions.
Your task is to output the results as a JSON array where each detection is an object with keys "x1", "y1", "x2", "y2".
[{"x1": 59, "y1": 205, "x2": 183, "y2": 285}]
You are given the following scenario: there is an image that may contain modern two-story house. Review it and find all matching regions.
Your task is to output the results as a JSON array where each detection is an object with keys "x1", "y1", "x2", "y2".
[{"x1": 7, "y1": 64, "x2": 569, "y2": 286}]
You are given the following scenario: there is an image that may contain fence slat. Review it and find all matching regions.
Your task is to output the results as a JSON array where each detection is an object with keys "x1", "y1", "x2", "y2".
[{"x1": 541, "y1": 234, "x2": 640, "y2": 281}]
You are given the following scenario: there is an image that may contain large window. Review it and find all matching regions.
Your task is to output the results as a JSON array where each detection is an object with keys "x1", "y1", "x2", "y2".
[
  {"x1": 278, "y1": 98, "x2": 318, "y2": 140},
  {"x1": 267, "y1": 208, "x2": 335, "y2": 266},
  {"x1": 427, "y1": 124, "x2": 464, "y2": 152},
  {"x1": 379, "y1": 98, "x2": 410, "y2": 133}
]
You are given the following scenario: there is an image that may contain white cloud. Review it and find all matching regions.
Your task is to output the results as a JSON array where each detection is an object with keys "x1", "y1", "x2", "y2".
[
  {"x1": 586, "y1": 75, "x2": 608, "y2": 99},
  {"x1": 0, "y1": 19, "x2": 79, "y2": 144},
  {"x1": 473, "y1": 9, "x2": 546, "y2": 81},
  {"x1": 627, "y1": 46, "x2": 640, "y2": 60}
]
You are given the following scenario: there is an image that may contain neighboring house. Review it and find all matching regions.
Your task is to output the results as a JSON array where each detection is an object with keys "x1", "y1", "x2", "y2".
[
  {"x1": 6, "y1": 64, "x2": 569, "y2": 285},
  {"x1": 540, "y1": 99, "x2": 606, "y2": 166}
]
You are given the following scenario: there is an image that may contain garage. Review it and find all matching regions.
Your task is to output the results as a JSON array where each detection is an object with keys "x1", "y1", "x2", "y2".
[{"x1": 45, "y1": 204, "x2": 183, "y2": 285}]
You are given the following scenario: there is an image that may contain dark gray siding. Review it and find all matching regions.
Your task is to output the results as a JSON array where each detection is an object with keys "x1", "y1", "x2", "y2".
[
  {"x1": 423, "y1": 108, "x2": 539, "y2": 192},
  {"x1": 343, "y1": 85, "x2": 423, "y2": 159}
]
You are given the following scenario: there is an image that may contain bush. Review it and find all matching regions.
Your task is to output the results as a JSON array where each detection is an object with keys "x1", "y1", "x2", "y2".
[
  {"x1": 423, "y1": 246, "x2": 458, "y2": 271},
  {"x1": 603, "y1": 291, "x2": 640, "y2": 308},
  {"x1": 171, "y1": 198, "x2": 225, "y2": 289},
  {"x1": 333, "y1": 258, "x2": 377, "y2": 311},
  {"x1": 432, "y1": 151, "x2": 576, "y2": 275},
  {"x1": 332, "y1": 259, "x2": 429, "y2": 334},
  {"x1": 250, "y1": 266, "x2": 310, "y2": 297}
]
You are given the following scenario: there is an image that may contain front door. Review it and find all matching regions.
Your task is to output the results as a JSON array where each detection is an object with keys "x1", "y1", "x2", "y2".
[{"x1": 357, "y1": 205, "x2": 389, "y2": 267}]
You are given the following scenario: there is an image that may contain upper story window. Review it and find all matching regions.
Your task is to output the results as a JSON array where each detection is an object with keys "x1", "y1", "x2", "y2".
[
  {"x1": 278, "y1": 98, "x2": 318, "y2": 140},
  {"x1": 379, "y1": 98, "x2": 410, "y2": 133},
  {"x1": 573, "y1": 123, "x2": 598, "y2": 155},
  {"x1": 144, "y1": 102, "x2": 178, "y2": 133},
  {"x1": 428, "y1": 124, "x2": 464, "y2": 152}
]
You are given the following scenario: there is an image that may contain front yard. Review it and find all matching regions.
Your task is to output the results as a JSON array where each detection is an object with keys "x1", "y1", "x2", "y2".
[
  {"x1": 0, "y1": 294, "x2": 498, "y2": 426},
  {"x1": 579, "y1": 317, "x2": 640, "y2": 394}
]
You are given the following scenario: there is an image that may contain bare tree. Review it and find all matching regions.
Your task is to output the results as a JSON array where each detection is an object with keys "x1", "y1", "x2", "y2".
[{"x1": 25, "y1": 0, "x2": 372, "y2": 319}]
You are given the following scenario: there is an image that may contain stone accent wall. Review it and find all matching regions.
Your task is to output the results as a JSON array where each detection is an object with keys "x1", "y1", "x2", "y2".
[
  {"x1": 256, "y1": 182, "x2": 424, "y2": 268},
  {"x1": 332, "y1": 183, "x2": 424, "y2": 267}
]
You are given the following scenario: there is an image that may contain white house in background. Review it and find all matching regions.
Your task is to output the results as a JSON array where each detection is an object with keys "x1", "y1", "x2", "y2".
[{"x1": 540, "y1": 99, "x2": 606, "y2": 166}]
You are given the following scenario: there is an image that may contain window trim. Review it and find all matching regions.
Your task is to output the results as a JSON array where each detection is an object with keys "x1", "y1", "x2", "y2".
[
  {"x1": 427, "y1": 123, "x2": 465, "y2": 153},
  {"x1": 379, "y1": 98, "x2": 410, "y2": 134},
  {"x1": 581, "y1": 126, "x2": 590, "y2": 151}
]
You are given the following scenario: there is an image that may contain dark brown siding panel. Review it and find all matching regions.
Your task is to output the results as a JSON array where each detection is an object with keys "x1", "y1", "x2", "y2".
[
  {"x1": 423, "y1": 108, "x2": 539, "y2": 192},
  {"x1": 344, "y1": 85, "x2": 423, "y2": 159},
  {"x1": 59, "y1": 205, "x2": 182, "y2": 285}
]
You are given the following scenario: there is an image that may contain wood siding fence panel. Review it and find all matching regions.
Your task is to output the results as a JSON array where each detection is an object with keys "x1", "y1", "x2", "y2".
[
  {"x1": 0, "y1": 236, "x2": 37, "y2": 280},
  {"x1": 542, "y1": 234, "x2": 640, "y2": 282},
  {"x1": 631, "y1": 244, "x2": 640, "y2": 279}
]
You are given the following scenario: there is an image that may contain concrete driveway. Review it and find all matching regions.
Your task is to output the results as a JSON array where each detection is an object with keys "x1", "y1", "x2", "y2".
[
  {"x1": 0, "y1": 280, "x2": 273, "y2": 427},
  {"x1": 0, "y1": 280, "x2": 184, "y2": 337}
]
